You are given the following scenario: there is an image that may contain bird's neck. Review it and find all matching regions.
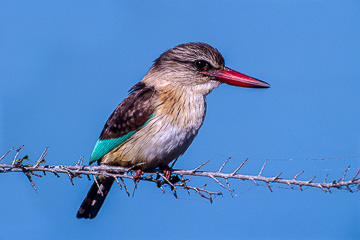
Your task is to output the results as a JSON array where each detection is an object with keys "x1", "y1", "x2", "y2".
[{"x1": 156, "y1": 84, "x2": 208, "y2": 132}]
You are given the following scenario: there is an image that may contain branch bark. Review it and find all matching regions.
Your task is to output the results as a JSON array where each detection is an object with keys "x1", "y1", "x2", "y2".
[{"x1": 1, "y1": 147, "x2": 359, "y2": 201}]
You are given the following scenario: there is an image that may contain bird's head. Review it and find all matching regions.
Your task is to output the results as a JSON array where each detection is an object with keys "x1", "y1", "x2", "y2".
[{"x1": 143, "y1": 42, "x2": 270, "y2": 95}]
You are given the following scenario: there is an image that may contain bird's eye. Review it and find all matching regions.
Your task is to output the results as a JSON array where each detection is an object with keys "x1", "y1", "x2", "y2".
[{"x1": 195, "y1": 60, "x2": 209, "y2": 71}]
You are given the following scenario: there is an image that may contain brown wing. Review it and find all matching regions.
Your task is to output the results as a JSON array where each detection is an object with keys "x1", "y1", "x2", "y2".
[{"x1": 99, "y1": 82, "x2": 157, "y2": 140}]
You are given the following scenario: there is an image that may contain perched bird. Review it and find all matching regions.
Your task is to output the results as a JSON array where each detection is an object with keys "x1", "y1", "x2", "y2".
[{"x1": 77, "y1": 42, "x2": 270, "y2": 219}]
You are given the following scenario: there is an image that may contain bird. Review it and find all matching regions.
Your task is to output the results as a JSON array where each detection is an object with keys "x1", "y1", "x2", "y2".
[{"x1": 76, "y1": 42, "x2": 270, "y2": 219}]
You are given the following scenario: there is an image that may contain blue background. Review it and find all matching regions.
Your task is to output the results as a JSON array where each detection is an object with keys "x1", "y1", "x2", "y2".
[{"x1": 1, "y1": 1, "x2": 359, "y2": 239}]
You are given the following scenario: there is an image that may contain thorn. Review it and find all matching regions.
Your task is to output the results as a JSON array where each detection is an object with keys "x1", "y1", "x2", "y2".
[
  {"x1": 192, "y1": 160, "x2": 210, "y2": 173},
  {"x1": 197, "y1": 189, "x2": 206, "y2": 198},
  {"x1": 159, "y1": 185, "x2": 165, "y2": 193},
  {"x1": 250, "y1": 177, "x2": 258, "y2": 186},
  {"x1": 12, "y1": 145, "x2": 24, "y2": 165},
  {"x1": 209, "y1": 174, "x2": 227, "y2": 189},
  {"x1": 61, "y1": 168, "x2": 75, "y2": 185},
  {"x1": 114, "y1": 177, "x2": 123, "y2": 190},
  {"x1": 225, "y1": 178, "x2": 233, "y2": 197},
  {"x1": 307, "y1": 176, "x2": 315, "y2": 184},
  {"x1": 30, "y1": 171, "x2": 43, "y2": 178},
  {"x1": 341, "y1": 165, "x2": 350, "y2": 182},
  {"x1": 24, "y1": 171, "x2": 38, "y2": 193},
  {"x1": 52, "y1": 171, "x2": 60, "y2": 178},
  {"x1": 319, "y1": 185, "x2": 327, "y2": 193},
  {"x1": 266, "y1": 182, "x2": 273, "y2": 192},
  {"x1": 351, "y1": 169, "x2": 360, "y2": 183},
  {"x1": 217, "y1": 157, "x2": 231, "y2": 173},
  {"x1": 180, "y1": 175, "x2": 191, "y2": 195},
  {"x1": 76, "y1": 156, "x2": 84, "y2": 166},
  {"x1": 258, "y1": 160, "x2": 267, "y2": 176},
  {"x1": 67, "y1": 173, "x2": 74, "y2": 185},
  {"x1": 231, "y1": 158, "x2": 248, "y2": 176},
  {"x1": 293, "y1": 171, "x2": 304, "y2": 180},
  {"x1": 120, "y1": 177, "x2": 130, "y2": 197},
  {"x1": 33, "y1": 147, "x2": 49, "y2": 168},
  {"x1": 273, "y1": 172, "x2": 282, "y2": 180},
  {"x1": 286, "y1": 182, "x2": 293, "y2": 189},
  {"x1": 93, "y1": 175, "x2": 103, "y2": 196},
  {"x1": 323, "y1": 174, "x2": 328, "y2": 184},
  {"x1": 0, "y1": 147, "x2": 14, "y2": 162}
]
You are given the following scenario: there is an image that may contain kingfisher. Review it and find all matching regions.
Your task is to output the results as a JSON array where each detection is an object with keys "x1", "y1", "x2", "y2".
[{"x1": 77, "y1": 42, "x2": 270, "y2": 219}]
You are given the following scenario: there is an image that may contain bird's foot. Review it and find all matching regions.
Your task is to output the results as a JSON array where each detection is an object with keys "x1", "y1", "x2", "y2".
[
  {"x1": 132, "y1": 169, "x2": 144, "y2": 183},
  {"x1": 161, "y1": 166, "x2": 171, "y2": 180}
]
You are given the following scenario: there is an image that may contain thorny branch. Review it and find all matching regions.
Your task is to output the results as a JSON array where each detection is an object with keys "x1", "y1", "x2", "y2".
[{"x1": 0, "y1": 147, "x2": 359, "y2": 202}]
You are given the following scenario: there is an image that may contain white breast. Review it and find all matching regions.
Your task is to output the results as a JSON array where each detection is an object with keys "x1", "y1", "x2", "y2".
[
  {"x1": 102, "y1": 83, "x2": 218, "y2": 170},
  {"x1": 125, "y1": 90, "x2": 207, "y2": 169}
]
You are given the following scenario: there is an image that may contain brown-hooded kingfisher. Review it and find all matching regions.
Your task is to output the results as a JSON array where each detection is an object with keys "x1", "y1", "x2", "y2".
[{"x1": 77, "y1": 42, "x2": 270, "y2": 219}]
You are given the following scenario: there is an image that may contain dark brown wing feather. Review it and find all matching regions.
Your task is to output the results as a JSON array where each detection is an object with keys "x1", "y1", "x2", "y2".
[{"x1": 99, "y1": 82, "x2": 157, "y2": 140}]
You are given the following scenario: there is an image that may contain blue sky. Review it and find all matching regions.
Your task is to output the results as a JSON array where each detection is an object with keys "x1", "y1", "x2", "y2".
[{"x1": 1, "y1": 1, "x2": 359, "y2": 239}]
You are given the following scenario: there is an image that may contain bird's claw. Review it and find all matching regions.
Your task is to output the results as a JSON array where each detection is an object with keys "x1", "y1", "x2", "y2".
[
  {"x1": 162, "y1": 166, "x2": 171, "y2": 180},
  {"x1": 132, "y1": 169, "x2": 144, "y2": 183}
]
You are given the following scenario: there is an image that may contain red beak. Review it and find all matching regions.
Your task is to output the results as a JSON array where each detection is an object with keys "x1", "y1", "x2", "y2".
[{"x1": 202, "y1": 67, "x2": 270, "y2": 88}]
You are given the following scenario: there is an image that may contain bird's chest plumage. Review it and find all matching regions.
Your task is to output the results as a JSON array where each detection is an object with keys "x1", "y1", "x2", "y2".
[
  {"x1": 144, "y1": 91, "x2": 206, "y2": 166},
  {"x1": 102, "y1": 88, "x2": 207, "y2": 169}
]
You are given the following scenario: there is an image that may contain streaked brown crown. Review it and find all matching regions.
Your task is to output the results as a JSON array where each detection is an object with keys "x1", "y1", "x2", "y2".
[{"x1": 152, "y1": 42, "x2": 225, "y2": 74}]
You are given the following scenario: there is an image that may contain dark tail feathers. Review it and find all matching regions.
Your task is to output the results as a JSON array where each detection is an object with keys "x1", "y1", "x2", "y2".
[{"x1": 76, "y1": 176, "x2": 114, "y2": 219}]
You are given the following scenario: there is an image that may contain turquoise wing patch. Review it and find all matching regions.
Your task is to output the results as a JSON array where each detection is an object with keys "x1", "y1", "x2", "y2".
[
  {"x1": 89, "y1": 131, "x2": 136, "y2": 164},
  {"x1": 89, "y1": 112, "x2": 154, "y2": 164}
]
